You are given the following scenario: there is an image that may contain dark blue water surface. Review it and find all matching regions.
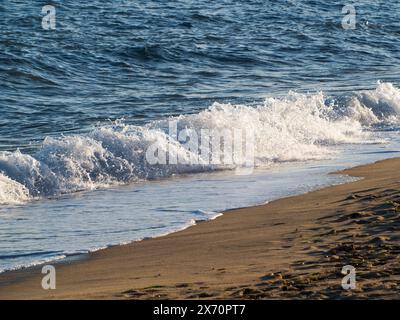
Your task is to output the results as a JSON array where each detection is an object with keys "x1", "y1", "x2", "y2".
[{"x1": 0, "y1": 0, "x2": 399, "y2": 151}]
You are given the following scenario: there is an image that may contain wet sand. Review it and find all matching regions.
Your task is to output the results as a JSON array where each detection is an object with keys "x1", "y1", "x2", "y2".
[{"x1": 0, "y1": 158, "x2": 400, "y2": 299}]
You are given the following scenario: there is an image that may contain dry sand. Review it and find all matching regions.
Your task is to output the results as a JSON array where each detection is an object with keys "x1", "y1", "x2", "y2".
[{"x1": 1, "y1": 158, "x2": 400, "y2": 299}]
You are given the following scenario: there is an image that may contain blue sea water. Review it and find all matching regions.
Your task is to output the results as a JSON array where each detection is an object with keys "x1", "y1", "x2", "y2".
[{"x1": 0, "y1": 1, "x2": 400, "y2": 271}]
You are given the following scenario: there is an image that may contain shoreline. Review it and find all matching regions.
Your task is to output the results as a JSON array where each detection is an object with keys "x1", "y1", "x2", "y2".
[
  {"x1": 0, "y1": 211, "x2": 223, "y2": 276},
  {"x1": 0, "y1": 166, "x2": 352, "y2": 276},
  {"x1": 0, "y1": 167, "x2": 353, "y2": 276},
  {"x1": 1, "y1": 157, "x2": 400, "y2": 299}
]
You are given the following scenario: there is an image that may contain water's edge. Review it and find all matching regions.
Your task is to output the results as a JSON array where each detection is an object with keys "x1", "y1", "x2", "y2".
[{"x1": 0, "y1": 166, "x2": 365, "y2": 276}]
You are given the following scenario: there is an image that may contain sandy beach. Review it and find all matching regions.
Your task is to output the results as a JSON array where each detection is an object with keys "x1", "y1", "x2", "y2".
[{"x1": 0, "y1": 157, "x2": 400, "y2": 299}]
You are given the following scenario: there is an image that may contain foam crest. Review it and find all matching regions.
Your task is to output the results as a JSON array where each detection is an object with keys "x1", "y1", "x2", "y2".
[
  {"x1": 1, "y1": 83, "x2": 399, "y2": 204},
  {"x1": 353, "y1": 82, "x2": 400, "y2": 124},
  {"x1": 0, "y1": 172, "x2": 30, "y2": 204}
]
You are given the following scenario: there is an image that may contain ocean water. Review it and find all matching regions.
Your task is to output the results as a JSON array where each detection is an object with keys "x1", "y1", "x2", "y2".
[{"x1": 1, "y1": 1, "x2": 400, "y2": 271}]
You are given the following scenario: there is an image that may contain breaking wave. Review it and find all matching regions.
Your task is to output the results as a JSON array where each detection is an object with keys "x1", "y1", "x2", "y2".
[{"x1": 1, "y1": 82, "x2": 399, "y2": 204}]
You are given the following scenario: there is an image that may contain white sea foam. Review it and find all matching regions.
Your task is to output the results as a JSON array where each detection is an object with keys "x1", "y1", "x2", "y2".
[
  {"x1": 0, "y1": 172, "x2": 30, "y2": 204},
  {"x1": 0, "y1": 254, "x2": 67, "y2": 274},
  {"x1": 356, "y1": 82, "x2": 400, "y2": 123},
  {"x1": 0, "y1": 82, "x2": 399, "y2": 204}
]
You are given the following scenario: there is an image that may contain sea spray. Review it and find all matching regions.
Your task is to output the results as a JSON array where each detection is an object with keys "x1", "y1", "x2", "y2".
[{"x1": 0, "y1": 82, "x2": 399, "y2": 204}]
